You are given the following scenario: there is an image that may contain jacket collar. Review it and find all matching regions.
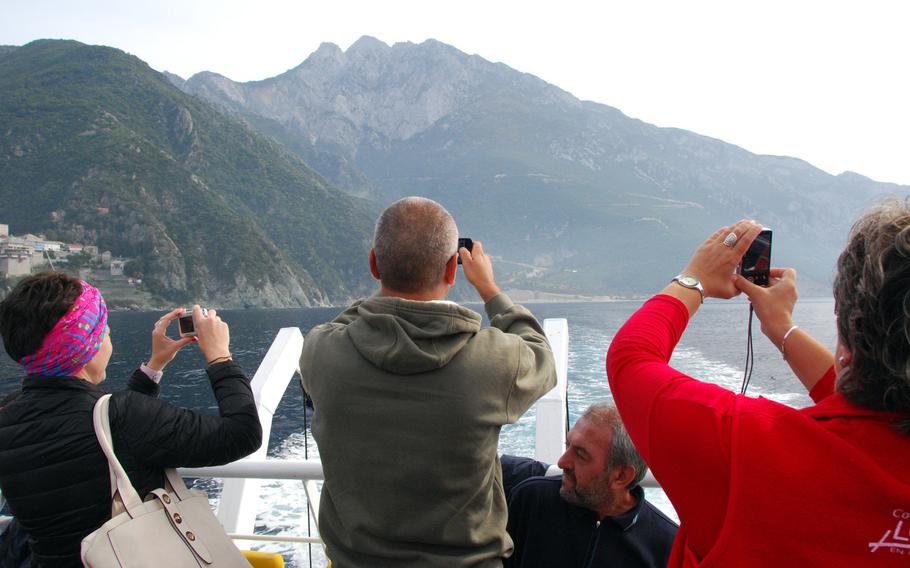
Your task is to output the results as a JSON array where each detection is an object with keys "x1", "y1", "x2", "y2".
[
  {"x1": 571, "y1": 483, "x2": 646, "y2": 531},
  {"x1": 604, "y1": 484, "x2": 646, "y2": 531},
  {"x1": 803, "y1": 391, "x2": 900, "y2": 422},
  {"x1": 346, "y1": 295, "x2": 483, "y2": 375},
  {"x1": 22, "y1": 374, "x2": 102, "y2": 393}
]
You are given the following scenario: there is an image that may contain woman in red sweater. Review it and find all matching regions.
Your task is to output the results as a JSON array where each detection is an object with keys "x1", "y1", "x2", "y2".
[{"x1": 607, "y1": 202, "x2": 910, "y2": 567}]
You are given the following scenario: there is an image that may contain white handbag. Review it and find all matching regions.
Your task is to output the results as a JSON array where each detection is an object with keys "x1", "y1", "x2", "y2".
[{"x1": 81, "y1": 394, "x2": 250, "y2": 567}]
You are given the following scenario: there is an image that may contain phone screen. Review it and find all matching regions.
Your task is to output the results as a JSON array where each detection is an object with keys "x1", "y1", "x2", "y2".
[{"x1": 740, "y1": 229, "x2": 772, "y2": 286}]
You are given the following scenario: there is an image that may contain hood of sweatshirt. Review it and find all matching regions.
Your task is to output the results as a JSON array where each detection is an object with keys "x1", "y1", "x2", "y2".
[{"x1": 346, "y1": 296, "x2": 482, "y2": 375}]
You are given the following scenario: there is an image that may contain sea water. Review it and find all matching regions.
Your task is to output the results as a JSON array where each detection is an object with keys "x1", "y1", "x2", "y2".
[{"x1": 0, "y1": 297, "x2": 837, "y2": 567}]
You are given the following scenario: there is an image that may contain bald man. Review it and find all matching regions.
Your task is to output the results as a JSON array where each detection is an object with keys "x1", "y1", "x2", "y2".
[{"x1": 300, "y1": 196, "x2": 557, "y2": 567}]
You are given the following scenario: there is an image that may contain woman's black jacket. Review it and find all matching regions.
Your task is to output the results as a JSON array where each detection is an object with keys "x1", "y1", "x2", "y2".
[{"x1": 0, "y1": 361, "x2": 262, "y2": 567}]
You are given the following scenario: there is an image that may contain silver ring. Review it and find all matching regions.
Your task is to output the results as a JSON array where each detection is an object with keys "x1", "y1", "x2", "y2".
[{"x1": 722, "y1": 232, "x2": 738, "y2": 247}]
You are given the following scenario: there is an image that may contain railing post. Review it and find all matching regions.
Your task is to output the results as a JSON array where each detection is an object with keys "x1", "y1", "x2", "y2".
[
  {"x1": 214, "y1": 327, "x2": 304, "y2": 535},
  {"x1": 537, "y1": 318, "x2": 568, "y2": 464}
]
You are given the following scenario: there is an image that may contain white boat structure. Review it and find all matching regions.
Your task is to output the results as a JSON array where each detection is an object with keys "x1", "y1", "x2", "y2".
[{"x1": 178, "y1": 318, "x2": 659, "y2": 553}]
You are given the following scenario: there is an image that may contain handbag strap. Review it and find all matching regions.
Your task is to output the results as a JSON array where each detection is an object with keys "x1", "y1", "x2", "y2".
[
  {"x1": 93, "y1": 396, "x2": 196, "y2": 505},
  {"x1": 163, "y1": 468, "x2": 194, "y2": 501},
  {"x1": 92, "y1": 394, "x2": 144, "y2": 514}
]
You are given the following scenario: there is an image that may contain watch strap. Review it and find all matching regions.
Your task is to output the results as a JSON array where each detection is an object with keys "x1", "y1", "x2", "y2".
[{"x1": 672, "y1": 274, "x2": 705, "y2": 303}]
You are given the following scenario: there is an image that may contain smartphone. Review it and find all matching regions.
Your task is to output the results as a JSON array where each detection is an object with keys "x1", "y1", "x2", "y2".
[
  {"x1": 457, "y1": 237, "x2": 474, "y2": 265},
  {"x1": 739, "y1": 229, "x2": 772, "y2": 286}
]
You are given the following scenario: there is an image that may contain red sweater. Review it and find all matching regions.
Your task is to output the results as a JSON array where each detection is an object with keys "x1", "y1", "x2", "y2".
[{"x1": 607, "y1": 295, "x2": 910, "y2": 567}]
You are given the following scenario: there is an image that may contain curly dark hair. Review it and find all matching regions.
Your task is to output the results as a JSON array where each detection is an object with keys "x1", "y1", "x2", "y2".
[
  {"x1": 0, "y1": 272, "x2": 84, "y2": 362},
  {"x1": 833, "y1": 198, "x2": 910, "y2": 435}
]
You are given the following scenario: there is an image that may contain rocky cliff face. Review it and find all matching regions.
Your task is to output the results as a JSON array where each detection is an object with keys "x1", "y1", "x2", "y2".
[{"x1": 185, "y1": 36, "x2": 559, "y2": 154}]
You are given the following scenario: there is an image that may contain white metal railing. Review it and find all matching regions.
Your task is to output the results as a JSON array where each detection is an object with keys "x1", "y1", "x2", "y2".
[
  {"x1": 203, "y1": 327, "x2": 305, "y2": 536},
  {"x1": 537, "y1": 319, "x2": 568, "y2": 463},
  {"x1": 181, "y1": 459, "x2": 325, "y2": 545},
  {"x1": 182, "y1": 459, "x2": 324, "y2": 481}
]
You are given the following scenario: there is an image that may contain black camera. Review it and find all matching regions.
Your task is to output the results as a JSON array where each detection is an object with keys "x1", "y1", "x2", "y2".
[
  {"x1": 738, "y1": 229, "x2": 772, "y2": 286},
  {"x1": 178, "y1": 307, "x2": 208, "y2": 337},
  {"x1": 457, "y1": 237, "x2": 474, "y2": 265}
]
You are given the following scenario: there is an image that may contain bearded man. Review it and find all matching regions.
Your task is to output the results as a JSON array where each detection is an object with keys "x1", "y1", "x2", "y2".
[{"x1": 503, "y1": 403, "x2": 677, "y2": 568}]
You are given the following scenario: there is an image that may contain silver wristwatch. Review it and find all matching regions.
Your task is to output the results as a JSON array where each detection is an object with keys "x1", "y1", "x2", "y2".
[{"x1": 671, "y1": 274, "x2": 704, "y2": 303}]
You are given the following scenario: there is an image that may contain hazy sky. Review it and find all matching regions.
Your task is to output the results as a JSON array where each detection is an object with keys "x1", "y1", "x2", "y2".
[{"x1": 3, "y1": 0, "x2": 908, "y2": 186}]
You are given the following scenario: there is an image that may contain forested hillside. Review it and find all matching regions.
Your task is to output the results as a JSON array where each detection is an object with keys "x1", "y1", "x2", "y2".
[{"x1": 1, "y1": 40, "x2": 378, "y2": 307}]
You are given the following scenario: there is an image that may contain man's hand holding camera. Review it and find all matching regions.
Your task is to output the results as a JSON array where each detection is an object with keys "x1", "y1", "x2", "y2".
[{"x1": 459, "y1": 240, "x2": 501, "y2": 303}]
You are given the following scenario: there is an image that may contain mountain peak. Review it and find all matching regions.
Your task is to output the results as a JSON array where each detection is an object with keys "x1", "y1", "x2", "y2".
[
  {"x1": 186, "y1": 69, "x2": 230, "y2": 83},
  {"x1": 314, "y1": 41, "x2": 343, "y2": 57},
  {"x1": 347, "y1": 35, "x2": 390, "y2": 55},
  {"x1": 23, "y1": 38, "x2": 85, "y2": 49},
  {"x1": 417, "y1": 38, "x2": 458, "y2": 52},
  {"x1": 300, "y1": 41, "x2": 345, "y2": 70}
]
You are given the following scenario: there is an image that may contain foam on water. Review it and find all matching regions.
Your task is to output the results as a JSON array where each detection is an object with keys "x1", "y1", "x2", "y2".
[{"x1": 247, "y1": 432, "x2": 327, "y2": 567}]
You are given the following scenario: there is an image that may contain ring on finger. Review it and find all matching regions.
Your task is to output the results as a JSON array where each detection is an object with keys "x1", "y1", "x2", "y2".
[{"x1": 722, "y1": 232, "x2": 738, "y2": 247}]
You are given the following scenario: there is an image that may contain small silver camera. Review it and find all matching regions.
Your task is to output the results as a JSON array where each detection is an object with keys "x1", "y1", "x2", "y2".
[{"x1": 178, "y1": 308, "x2": 208, "y2": 337}]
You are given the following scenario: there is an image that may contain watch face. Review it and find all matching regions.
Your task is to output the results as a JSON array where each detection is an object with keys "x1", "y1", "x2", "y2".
[{"x1": 678, "y1": 276, "x2": 698, "y2": 287}]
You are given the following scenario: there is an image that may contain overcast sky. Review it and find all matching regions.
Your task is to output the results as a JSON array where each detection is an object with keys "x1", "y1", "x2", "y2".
[{"x1": 3, "y1": 0, "x2": 908, "y2": 186}]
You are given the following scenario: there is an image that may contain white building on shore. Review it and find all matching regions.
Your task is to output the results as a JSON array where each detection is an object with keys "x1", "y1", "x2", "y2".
[
  {"x1": 110, "y1": 259, "x2": 125, "y2": 276},
  {"x1": 0, "y1": 242, "x2": 34, "y2": 277}
]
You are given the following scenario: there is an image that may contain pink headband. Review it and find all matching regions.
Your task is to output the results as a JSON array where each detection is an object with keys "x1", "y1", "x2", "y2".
[{"x1": 19, "y1": 281, "x2": 109, "y2": 377}]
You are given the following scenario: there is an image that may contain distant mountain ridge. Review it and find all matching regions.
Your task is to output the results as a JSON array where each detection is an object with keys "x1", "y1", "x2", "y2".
[
  {"x1": 177, "y1": 36, "x2": 908, "y2": 295},
  {"x1": 1, "y1": 40, "x2": 377, "y2": 307}
]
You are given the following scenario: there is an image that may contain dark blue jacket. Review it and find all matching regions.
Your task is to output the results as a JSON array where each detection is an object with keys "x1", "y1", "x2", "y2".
[
  {"x1": 0, "y1": 517, "x2": 31, "y2": 568},
  {"x1": 503, "y1": 456, "x2": 677, "y2": 568}
]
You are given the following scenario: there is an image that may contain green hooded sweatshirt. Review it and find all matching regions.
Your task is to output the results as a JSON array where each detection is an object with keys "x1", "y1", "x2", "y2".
[{"x1": 300, "y1": 293, "x2": 557, "y2": 567}]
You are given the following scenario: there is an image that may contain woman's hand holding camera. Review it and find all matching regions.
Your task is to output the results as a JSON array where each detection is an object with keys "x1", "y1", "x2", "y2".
[
  {"x1": 191, "y1": 305, "x2": 232, "y2": 364},
  {"x1": 674, "y1": 220, "x2": 832, "y2": 390},
  {"x1": 147, "y1": 305, "x2": 232, "y2": 375},
  {"x1": 736, "y1": 265, "x2": 833, "y2": 390},
  {"x1": 734, "y1": 267, "x2": 799, "y2": 346},
  {"x1": 681, "y1": 219, "x2": 764, "y2": 299},
  {"x1": 148, "y1": 307, "x2": 196, "y2": 371}
]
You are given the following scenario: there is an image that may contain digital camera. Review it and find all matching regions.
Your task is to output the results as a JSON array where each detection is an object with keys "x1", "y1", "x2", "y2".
[
  {"x1": 178, "y1": 307, "x2": 208, "y2": 337},
  {"x1": 738, "y1": 229, "x2": 772, "y2": 286}
]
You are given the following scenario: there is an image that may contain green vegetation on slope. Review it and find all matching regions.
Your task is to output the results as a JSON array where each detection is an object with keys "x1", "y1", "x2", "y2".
[{"x1": 0, "y1": 40, "x2": 377, "y2": 306}]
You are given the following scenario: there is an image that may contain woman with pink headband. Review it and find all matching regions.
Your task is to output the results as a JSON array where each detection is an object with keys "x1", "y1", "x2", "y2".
[{"x1": 0, "y1": 272, "x2": 262, "y2": 567}]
